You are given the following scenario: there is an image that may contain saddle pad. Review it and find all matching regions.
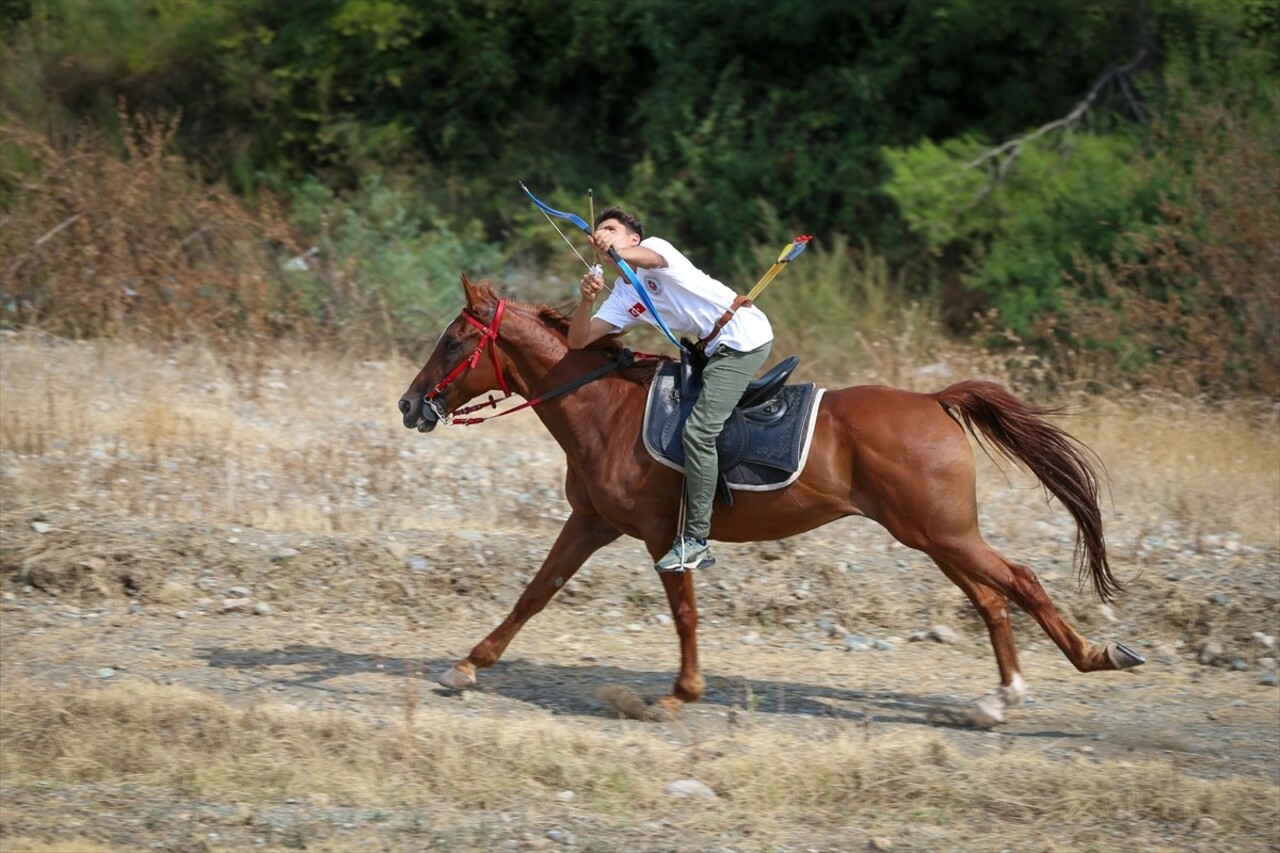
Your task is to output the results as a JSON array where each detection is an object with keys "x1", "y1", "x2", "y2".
[{"x1": 642, "y1": 362, "x2": 825, "y2": 491}]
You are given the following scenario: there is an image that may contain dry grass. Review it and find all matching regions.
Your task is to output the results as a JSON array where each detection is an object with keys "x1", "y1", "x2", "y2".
[
  {"x1": 0, "y1": 108, "x2": 303, "y2": 344},
  {"x1": 2, "y1": 677, "x2": 1275, "y2": 845},
  {"x1": 2, "y1": 332, "x2": 1275, "y2": 546}
]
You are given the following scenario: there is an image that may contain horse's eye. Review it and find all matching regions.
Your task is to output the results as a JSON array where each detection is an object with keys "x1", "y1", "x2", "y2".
[{"x1": 444, "y1": 337, "x2": 462, "y2": 353}]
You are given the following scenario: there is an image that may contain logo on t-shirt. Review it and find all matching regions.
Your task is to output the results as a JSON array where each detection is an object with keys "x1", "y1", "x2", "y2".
[
  {"x1": 644, "y1": 277, "x2": 662, "y2": 295},
  {"x1": 627, "y1": 302, "x2": 647, "y2": 318}
]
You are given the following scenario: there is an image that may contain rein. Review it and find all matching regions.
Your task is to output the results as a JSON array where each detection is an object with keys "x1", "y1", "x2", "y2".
[{"x1": 425, "y1": 299, "x2": 670, "y2": 427}]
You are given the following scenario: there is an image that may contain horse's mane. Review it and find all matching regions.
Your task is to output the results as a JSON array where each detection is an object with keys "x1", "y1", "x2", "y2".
[
  {"x1": 533, "y1": 303, "x2": 664, "y2": 385},
  {"x1": 470, "y1": 279, "x2": 662, "y2": 384}
]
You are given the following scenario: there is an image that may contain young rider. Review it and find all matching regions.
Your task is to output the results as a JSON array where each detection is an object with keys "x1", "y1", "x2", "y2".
[{"x1": 568, "y1": 207, "x2": 773, "y2": 572}]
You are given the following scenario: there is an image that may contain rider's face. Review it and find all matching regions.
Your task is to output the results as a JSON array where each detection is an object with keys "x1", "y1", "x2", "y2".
[{"x1": 593, "y1": 218, "x2": 641, "y2": 252}]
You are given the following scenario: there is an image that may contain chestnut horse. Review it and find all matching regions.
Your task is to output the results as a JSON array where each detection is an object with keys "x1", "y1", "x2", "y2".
[{"x1": 398, "y1": 277, "x2": 1144, "y2": 724}]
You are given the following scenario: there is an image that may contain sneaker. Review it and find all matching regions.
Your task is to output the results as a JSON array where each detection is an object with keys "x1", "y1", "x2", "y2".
[{"x1": 654, "y1": 535, "x2": 716, "y2": 573}]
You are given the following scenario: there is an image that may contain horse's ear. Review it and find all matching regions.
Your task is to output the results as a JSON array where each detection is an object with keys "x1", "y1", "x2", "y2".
[
  {"x1": 461, "y1": 274, "x2": 483, "y2": 313},
  {"x1": 461, "y1": 274, "x2": 496, "y2": 316}
]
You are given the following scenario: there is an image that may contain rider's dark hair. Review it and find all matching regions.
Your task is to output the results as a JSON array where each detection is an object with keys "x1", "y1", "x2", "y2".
[{"x1": 594, "y1": 206, "x2": 644, "y2": 241}]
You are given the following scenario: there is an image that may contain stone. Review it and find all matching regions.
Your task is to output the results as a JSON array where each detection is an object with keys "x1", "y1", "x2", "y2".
[
  {"x1": 1198, "y1": 640, "x2": 1225, "y2": 666},
  {"x1": 664, "y1": 779, "x2": 718, "y2": 800},
  {"x1": 929, "y1": 625, "x2": 959, "y2": 644}
]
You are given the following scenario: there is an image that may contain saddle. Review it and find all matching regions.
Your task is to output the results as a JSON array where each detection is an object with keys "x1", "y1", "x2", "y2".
[{"x1": 642, "y1": 348, "x2": 824, "y2": 504}]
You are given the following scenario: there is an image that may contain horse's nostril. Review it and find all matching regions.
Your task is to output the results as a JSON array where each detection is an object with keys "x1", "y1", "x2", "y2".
[{"x1": 398, "y1": 398, "x2": 411, "y2": 415}]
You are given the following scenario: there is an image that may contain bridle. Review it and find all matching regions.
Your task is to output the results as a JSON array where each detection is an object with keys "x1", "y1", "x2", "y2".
[
  {"x1": 422, "y1": 298, "x2": 667, "y2": 427},
  {"x1": 422, "y1": 300, "x2": 512, "y2": 425}
]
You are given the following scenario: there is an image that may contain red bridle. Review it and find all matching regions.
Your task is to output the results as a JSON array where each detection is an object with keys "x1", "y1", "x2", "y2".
[
  {"x1": 423, "y1": 300, "x2": 512, "y2": 420},
  {"x1": 422, "y1": 298, "x2": 669, "y2": 426}
]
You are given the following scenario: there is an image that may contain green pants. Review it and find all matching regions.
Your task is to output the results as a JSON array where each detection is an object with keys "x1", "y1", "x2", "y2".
[{"x1": 682, "y1": 341, "x2": 772, "y2": 540}]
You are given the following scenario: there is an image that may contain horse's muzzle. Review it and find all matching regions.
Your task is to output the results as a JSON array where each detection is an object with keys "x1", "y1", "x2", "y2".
[{"x1": 398, "y1": 394, "x2": 440, "y2": 433}]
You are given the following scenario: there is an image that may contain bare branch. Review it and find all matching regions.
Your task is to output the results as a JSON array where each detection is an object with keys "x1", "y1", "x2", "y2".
[{"x1": 960, "y1": 49, "x2": 1150, "y2": 210}]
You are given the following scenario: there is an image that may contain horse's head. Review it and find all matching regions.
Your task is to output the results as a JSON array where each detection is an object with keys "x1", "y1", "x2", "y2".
[{"x1": 398, "y1": 275, "x2": 511, "y2": 432}]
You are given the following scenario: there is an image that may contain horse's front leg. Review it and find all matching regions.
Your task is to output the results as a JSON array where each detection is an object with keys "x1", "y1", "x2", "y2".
[
  {"x1": 437, "y1": 511, "x2": 620, "y2": 690},
  {"x1": 654, "y1": 570, "x2": 703, "y2": 711}
]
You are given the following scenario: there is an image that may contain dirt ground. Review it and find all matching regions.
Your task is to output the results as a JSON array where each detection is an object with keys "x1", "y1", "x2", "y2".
[{"x1": 1, "y1": 339, "x2": 1278, "y2": 851}]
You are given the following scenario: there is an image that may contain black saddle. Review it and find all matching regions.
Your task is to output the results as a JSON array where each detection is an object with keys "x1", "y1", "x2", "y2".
[{"x1": 644, "y1": 353, "x2": 823, "y2": 503}]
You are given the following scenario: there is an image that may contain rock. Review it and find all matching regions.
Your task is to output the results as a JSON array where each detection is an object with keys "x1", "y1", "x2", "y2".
[
  {"x1": 1258, "y1": 672, "x2": 1279, "y2": 687},
  {"x1": 227, "y1": 586, "x2": 251, "y2": 598},
  {"x1": 1198, "y1": 640, "x2": 1225, "y2": 666},
  {"x1": 270, "y1": 548, "x2": 300, "y2": 562},
  {"x1": 1253, "y1": 632, "x2": 1276, "y2": 650},
  {"x1": 664, "y1": 779, "x2": 718, "y2": 800},
  {"x1": 406, "y1": 555, "x2": 430, "y2": 573},
  {"x1": 253, "y1": 602, "x2": 273, "y2": 616},
  {"x1": 1257, "y1": 657, "x2": 1277, "y2": 672},
  {"x1": 385, "y1": 542, "x2": 410, "y2": 561},
  {"x1": 1153, "y1": 644, "x2": 1178, "y2": 663},
  {"x1": 96, "y1": 667, "x2": 116, "y2": 678},
  {"x1": 31, "y1": 521, "x2": 52, "y2": 534},
  {"x1": 221, "y1": 598, "x2": 253, "y2": 613},
  {"x1": 1206, "y1": 592, "x2": 1229, "y2": 606},
  {"x1": 843, "y1": 635, "x2": 869, "y2": 652},
  {"x1": 929, "y1": 625, "x2": 959, "y2": 644},
  {"x1": 1195, "y1": 816, "x2": 1219, "y2": 831},
  {"x1": 554, "y1": 790, "x2": 575, "y2": 802},
  {"x1": 868, "y1": 838, "x2": 893, "y2": 851}
]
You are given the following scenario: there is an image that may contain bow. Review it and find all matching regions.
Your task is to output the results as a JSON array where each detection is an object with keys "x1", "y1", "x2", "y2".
[{"x1": 520, "y1": 181, "x2": 686, "y2": 351}]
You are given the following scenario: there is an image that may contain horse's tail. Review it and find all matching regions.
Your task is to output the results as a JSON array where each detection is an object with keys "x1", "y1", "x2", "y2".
[{"x1": 934, "y1": 380, "x2": 1120, "y2": 603}]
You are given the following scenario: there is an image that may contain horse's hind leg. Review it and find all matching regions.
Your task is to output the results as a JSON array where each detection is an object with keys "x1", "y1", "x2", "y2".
[
  {"x1": 437, "y1": 512, "x2": 621, "y2": 690},
  {"x1": 936, "y1": 536, "x2": 1139, "y2": 674},
  {"x1": 931, "y1": 559, "x2": 1028, "y2": 713}
]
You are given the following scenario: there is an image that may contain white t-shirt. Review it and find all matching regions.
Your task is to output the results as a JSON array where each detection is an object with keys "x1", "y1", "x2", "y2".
[{"x1": 593, "y1": 236, "x2": 773, "y2": 352}]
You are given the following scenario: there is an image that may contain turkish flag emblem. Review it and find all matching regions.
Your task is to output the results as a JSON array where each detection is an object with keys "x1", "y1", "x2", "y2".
[{"x1": 627, "y1": 302, "x2": 647, "y2": 318}]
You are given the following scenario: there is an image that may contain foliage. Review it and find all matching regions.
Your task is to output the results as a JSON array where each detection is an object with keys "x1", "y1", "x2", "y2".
[
  {"x1": 1051, "y1": 99, "x2": 1280, "y2": 396},
  {"x1": 1, "y1": 0, "x2": 1276, "y2": 394},
  {"x1": 0, "y1": 108, "x2": 300, "y2": 342},
  {"x1": 284, "y1": 175, "x2": 504, "y2": 342},
  {"x1": 884, "y1": 132, "x2": 1160, "y2": 335}
]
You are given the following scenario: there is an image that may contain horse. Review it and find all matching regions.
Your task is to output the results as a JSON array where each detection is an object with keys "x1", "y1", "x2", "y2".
[{"x1": 398, "y1": 276, "x2": 1144, "y2": 725}]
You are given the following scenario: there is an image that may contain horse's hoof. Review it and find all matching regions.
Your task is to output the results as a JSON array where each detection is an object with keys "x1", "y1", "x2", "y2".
[
  {"x1": 925, "y1": 697, "x2": 1005, "y2": 729},
  {"x1": 969, "y1": 696, "x2": 1006, "y2": 728},
  {"x1": 437, "y1": 665, "x2": 477, "y2": 690},
  {"x1": 1106, "y1": 642, "x2": 1146, "y2": 670}
]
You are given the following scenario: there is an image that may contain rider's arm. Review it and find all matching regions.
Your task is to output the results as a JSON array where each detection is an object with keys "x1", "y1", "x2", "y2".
[
  {"x1": 610, "y1": 244, "x2": 668, "y2": 271},
  {"x1": 568, "y1": 270, "x2": 619, "y2": 349}
]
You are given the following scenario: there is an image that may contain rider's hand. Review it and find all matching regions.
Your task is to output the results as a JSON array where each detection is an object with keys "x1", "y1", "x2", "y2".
[
  {"x1": 590, "y1": 230, "x2": 616, "y2": 257},
  {"x1": 579, "y1": 270, "x2": 604, "y2": 302}
]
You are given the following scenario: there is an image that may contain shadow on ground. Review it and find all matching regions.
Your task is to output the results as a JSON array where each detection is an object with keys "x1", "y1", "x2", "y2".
[{"x1": 197, "y1": 642, "x2": 1093, "y2": 742}]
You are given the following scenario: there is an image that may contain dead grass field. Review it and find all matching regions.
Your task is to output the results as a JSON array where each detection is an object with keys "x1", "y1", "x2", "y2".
[{"x1": 1, "y1": 333, "x2": 1278, "y2": 852}]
